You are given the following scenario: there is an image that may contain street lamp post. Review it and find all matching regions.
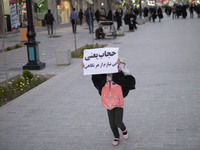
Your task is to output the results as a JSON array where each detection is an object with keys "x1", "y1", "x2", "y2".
[{"x1": 23, "y1": 0, "x2": 45, "y2": 70}]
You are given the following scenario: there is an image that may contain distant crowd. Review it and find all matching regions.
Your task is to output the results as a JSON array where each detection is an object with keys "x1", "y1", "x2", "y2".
[
  {"x1": 69, "y1": 4, "x2": 200, "y2": 34},
  {"x1": 164, "y1": 4, "x2": 200, "y2": 19}
]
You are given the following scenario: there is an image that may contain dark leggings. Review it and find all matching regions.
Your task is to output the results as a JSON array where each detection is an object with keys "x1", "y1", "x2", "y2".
[{"x1": 107, "y1": 107, "x2": 126, "y2": 138}]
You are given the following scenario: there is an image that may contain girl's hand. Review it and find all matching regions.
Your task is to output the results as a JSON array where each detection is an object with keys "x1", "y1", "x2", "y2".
[
  {"x1": 117, "y1": 58, "x2": 120, "y2": 66},
  {"x1": 117, "y1": 58, "x2": 121, "y2": 72},
  {"x1": 81, "y1": 62, "x2": 85, "y2": 68}
]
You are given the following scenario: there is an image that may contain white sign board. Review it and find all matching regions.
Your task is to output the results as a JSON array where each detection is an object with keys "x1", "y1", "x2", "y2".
[
  {"x1": 9, "y1": 3, "x2": 18, "y2": 31},
  {"x1": 83, "y1": 47, "x2": 119, "y2": 75}
]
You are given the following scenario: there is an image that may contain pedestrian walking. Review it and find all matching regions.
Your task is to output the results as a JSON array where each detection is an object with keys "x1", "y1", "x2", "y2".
[
  {"x1": 128, "y1": 10, "x2": 134, "y2": 31},
  {"x1": 129, "y1": 10, "x2": 137, "y2": 31},
  {"x1": 148, "y1": 9, "x2": 152, "y2": 22},
  {"x1": 86, "y1": 8, "x2": 94, "y2": 33},
  {"x1": 157, "y1": 7, "x2": 163, "y2": 22},
  {"x1": 124, "y1": 10, "x2": 130, "y2": 26},
  {"x1": 197, "y1": 4, "x2": 200, "y2": 18},
  {"x1": 151, "y1": 7, "x2": 157, "y2": 22},
  {"x1": 95, "y1": 9, "x2": 100, "y2": 24},
  {"x1": 107, "y1": 10, "x2": 114, "y2": 21},
  {"x1": 182, "y1": 5, "x2": 187, "y2": 19},
  {"x1": 143, "y1": 7, "x2": 149, "y2": 18},
  {"x1": 115, "y1": 9, "x2": 122, "y2": 30},
  {"x1": 78, "y1": 9, "x2": 83, "y2": 25},
  {"x1": 81, "y1": 59, "x2": 136, "y2": 146},
  {"x1": 70, "y1": 8, "x2": 78, "y2": 33},
  {"x1": 172, "y1": 5, "x2": 177, "y2": 19},
  {"x1": 189, "y1": 4, "x2": 194, "y2": 18},
  {"x1": 44, "y1": 9, "x2": 54, "y2": 35}
]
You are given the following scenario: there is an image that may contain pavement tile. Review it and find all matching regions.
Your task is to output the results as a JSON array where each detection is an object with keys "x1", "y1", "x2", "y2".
[{"x1": 1, "y1": 13, "x2": 200, "y2": 150}]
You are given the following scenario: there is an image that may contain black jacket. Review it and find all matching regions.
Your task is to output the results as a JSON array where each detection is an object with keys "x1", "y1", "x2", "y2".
[
  {"x1": 92, "y1": 71, "x2": 136, "y2": 98},
  {"x1": 44, "y1": 12, "x2": 54, "y2": 25}
]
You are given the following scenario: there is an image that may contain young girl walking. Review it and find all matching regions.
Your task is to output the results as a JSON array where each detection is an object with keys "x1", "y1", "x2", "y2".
[{"x1": 82, "y1": 59, "x2": 135, "y2": 146}]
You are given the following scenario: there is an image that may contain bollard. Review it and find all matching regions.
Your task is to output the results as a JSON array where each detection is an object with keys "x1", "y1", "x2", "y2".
[{"x1": 55, "y1": 49, "x2": 71, "y2": 65}]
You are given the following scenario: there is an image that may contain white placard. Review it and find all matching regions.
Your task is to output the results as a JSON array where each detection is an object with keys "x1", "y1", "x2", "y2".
[
  {"x1": 9, "y1": 3, "x2": 18, "y2": 31},
  {"x1": 83, "y1": 47, "x2": 119, "y2": 75}
]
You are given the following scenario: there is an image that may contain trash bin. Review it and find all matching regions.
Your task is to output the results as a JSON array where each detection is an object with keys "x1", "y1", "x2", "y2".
[
  {"x1": 20, "y1": 27, "x2": 28, "y2": 42},
  {"x1": 42, "y1": 20, "x2": 46, "y2": 26}
]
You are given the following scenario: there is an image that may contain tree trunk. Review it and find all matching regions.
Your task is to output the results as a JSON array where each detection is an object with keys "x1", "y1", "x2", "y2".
[{"x1": 0, "y1": 0, "x2": 8, "y2": 82}]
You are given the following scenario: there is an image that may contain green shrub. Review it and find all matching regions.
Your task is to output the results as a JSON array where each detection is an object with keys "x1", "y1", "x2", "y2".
[
  {"x1": 6, "y1": 47, "x2": 12, "y2": 51},
  {"x1": 15, "y1": 44, "x2": 22, "y2": 49},
  {"x1": 23, "y1": 69, "x2": 33, "y2": 80}
]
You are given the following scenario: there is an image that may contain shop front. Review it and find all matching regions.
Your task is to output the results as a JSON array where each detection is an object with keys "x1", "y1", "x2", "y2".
[
  {"x1": 57, "y1": 0, "x2": 71, "y2": 24},
  {"x1": 34, "y1": 0, "x2": 48, "y2": 26}
]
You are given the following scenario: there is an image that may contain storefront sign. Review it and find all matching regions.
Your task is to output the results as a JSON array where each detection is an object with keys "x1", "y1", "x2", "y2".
[
  {"x1": 9, "y1": 0, "x2": 18, "y2": 31},
  {"x1": 83, "y1": 47, "x2": 119, "y2": 75}
]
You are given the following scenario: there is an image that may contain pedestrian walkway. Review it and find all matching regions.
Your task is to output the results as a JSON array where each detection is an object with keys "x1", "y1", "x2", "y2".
[
  {"x1": 0, "y1": 22, "x2": 121, "y2": 83},
  {"x1": 0, "y1": 15, "x2": 200, "y2": 150}
]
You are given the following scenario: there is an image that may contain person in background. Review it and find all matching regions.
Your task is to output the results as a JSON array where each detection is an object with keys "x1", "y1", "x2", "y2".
[
  {"x1": 151, "y1": 7, "x2": 157, "y2": 22},
  {"x1": 128, "y1": 10, "x2": 136, "y2": 31},
  {"x1": 44, "y1": 9, "x2": 54, "y2": 35},
  {"x1": 95, "y1": 9, "x2": 100, "y2": 24},
  {"x1": 107, "y1": 10, "x2": 114, "y2": 21},
  {"x1": 172, "y1": 5, "x2": 177, "y2": 19},
  {"x1": 148, "y1": 8, "x2": 152, "y2": 22},
  {"x1": 189, "y1": 4, "x2": 194, "y2": 18},
  {"x1": 157, "y1": 7, "x2": 163, "y2": 22},
  {"x1": 78, "y1": 9, "x2": 83, "y2": 25},
  {"x1": 70, "y1": 8, "x2": 78, "y2": 33},
  {"x1": 143, "y1": 7, "x2": 149, "y2": 18},
  {"x1": 115, "y1": 9, "x2": 122, "y2": 30},
  {"x1": 86, "y1": 7, "x2": 94, "y2": 33},
  {"x1": 99, "y1": 7, "x2": 106, "y2": 21}
]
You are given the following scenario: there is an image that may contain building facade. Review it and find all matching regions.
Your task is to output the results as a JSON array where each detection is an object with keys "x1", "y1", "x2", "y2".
[{"x1": 0, "y1": 0, "x2": 128, "y2": 34}]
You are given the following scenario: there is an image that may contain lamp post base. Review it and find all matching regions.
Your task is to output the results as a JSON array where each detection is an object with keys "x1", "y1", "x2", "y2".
[{"x1": 23, "y1": 62, "x2": 46, "y2": 70}]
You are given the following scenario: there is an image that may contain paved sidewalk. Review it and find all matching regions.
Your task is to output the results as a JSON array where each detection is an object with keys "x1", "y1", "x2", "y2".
[
  {"x1": 0, "y1": 15, "x2": 200, "y2": 150},
  {"x1": 0, "y1": 22, "x2": 126, "y2": 83}
]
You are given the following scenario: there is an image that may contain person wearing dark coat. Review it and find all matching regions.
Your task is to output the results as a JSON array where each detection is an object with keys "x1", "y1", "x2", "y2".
[
  {"x1": 197, "y1": 4, "x2": 200, "y2": 18},
  {"x1": 157, "y1": 7, "x2": 163, "y2": 22},
  {"x1": 182, "y1": 5, "x2": 187, "y2": 19},
  {"x1": 78, "y1": 9, "x2": 83, "y2": 25},
  {"x1": 86, "y1": 8, "x2": 94, "y2": 33},
  {"x1": 151, "y1": 7, "x2": 157, "y2": 22},
  {"x1": 189, "y1": 4, "x2": 194, "y2": 18},
  {"x1": 128, "y1": 10, "x2": 137, "y2": 31},
  {"x1": 107, "y1": 10, "x2": 113, "y2": 21},
  {"x1": 115, "y1": 9, "x2": 122, "y2": 30},
  {"x1": 95, "y1": 9, "x2": 100, "y2": 24},
  {"x1": 176, "y1": 5, "x2": 181, "y2": 19},
  {"x1": 124, "y1": 11, "x2": 130, "y2": 25},
  {"x1": 91, "y1": 71, "x2": 135, "y2": 98},
  {"x1": 143, "y1": 7, "x2": 149, "y2": 18},
  {"x1": 44, "y1": 9, "x2": 54, "y2": 35}
]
